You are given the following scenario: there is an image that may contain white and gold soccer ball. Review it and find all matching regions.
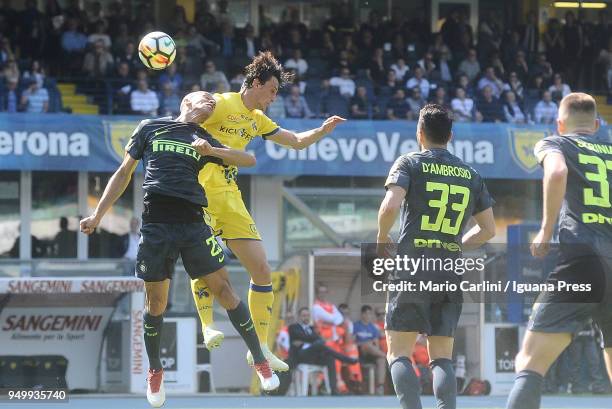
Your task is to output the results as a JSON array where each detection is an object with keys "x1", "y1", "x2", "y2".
[{"x1": 138, "y1": 31, "x2": 176, "y2": 70}]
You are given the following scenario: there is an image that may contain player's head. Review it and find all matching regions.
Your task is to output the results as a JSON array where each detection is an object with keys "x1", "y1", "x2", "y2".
[
  {"x1": 179, "y1": 91, "x2": 216, "y2": 123},
  {"x1": 557, "y1": 92, "x2": 599, "y2": 135},
  {"x1": 243, "y1": 51, "x2": 293, "y2": 111},
  {"x1": 416, "y1": 104, "x2": 453, "y2": 147}
]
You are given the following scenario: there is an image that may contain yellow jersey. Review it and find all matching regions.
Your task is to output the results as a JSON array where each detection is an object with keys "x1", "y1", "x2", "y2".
[{"x1": 199, "y1": 92, "x2": 279, "y2": 193}]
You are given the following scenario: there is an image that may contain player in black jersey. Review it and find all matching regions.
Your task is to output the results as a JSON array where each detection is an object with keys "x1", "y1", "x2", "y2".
[
  {"x1": 377, "y1": 105, "x2": 495, "y2": 409},
  {"x1": 506, "y1": 93, "x2": 612, "y2": 409},
  {"x1": 79, "y1": 92, "x2": 279, "y2": 408}
]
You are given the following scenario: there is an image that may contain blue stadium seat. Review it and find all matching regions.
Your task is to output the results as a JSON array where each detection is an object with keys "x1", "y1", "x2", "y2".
[{"x1": 324, "y1": 93, "x2": 349, "y2": 117}]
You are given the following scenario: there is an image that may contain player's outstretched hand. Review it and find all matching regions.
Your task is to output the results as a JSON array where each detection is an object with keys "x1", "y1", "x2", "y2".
[
  {"x1": 321, "y1": 115, "x2": 346, "y2": 134},
  {"x1": 80, "y1": 215, "x2": 99, "y2": 235},
  {"x1": 530, "y1": 229, "x2": 550, "y2": 258},
  {"x1": 192, "y1": 138, "x2": 213, "y2": 156}
]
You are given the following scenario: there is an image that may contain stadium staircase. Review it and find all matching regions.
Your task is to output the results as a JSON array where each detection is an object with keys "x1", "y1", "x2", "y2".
[
  {"x1": 57, "y1": 83, "x2": 99, "y2": 115},
  {"x1": 595, "y1": 94, "x2": 612, "y2": 123}
]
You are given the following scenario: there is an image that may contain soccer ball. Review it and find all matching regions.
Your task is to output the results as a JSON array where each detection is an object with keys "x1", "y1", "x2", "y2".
[{"x1": 138, "y1": 31, "x2": 176, "y2": 70}]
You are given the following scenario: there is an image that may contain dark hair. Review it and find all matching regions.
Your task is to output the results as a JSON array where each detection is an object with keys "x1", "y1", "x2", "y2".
[
  {"x1": 361, "y1": 305, "x2": 372, "y2": 314},
  {"x1": 244, "y1": 51, "x2": 293, "y2": 88},
  {"x1": 298, "y1": 307, "x2": 309, "y2": 314},
  {"x1": 339, "y1": 303, "x2": 349, "y2": 310},
  {"x1": 418, "y1": 104, "x2": 453, "y2": 144}
]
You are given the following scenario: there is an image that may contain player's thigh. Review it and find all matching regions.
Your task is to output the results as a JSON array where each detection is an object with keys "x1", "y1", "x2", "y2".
[
  {"x1": 515, "y1": 330, "x2": 572, "y2": 376},
  {"x1": 144, "y1": 279, "x2": 170, "y2": 315},
  {"x1": 136, "y1": 223, "x2": 179, "y2": 282},
  {"x1": 603, "y1": 348, "x2": 612, "y2": 380},
  {"x1": 427, "y1": 336, "x2": 454, "y2": 360},
  {"x1": 210, "y1": 190, "x2": 261, "y2": 240},
  {"x1": 227, "y1": 239, "x2": 271, "y2": 284},
  {"x1": 179, "y1": 223, "x2": 226, "y2": 279},
  {"x1": 385, "y1": 330, "x2": 419, "y2": 363}
]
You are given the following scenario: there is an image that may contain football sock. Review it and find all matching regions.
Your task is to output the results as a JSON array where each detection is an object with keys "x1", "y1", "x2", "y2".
[
  {"x1": 390, "y1": 356, "x2": 423, "y2": 409},
  {"x1": 431, "y1": 358, "x2": 457, "y2": 409},
  {"x1": 143, "y1": 312, "x2": 164, "y2": 371},
  {"x1": 227, "y1": 301, "x2": 266, "y2": 364},
  {"x1": 248, "y1": 281, "x2": 274, "y2": 345},
  {"x1": 506, "y1": 370, "x2": 543, "y2": 409},
  {"x1": 191, "y1": 278, "x2": 214, "y2": 330}
]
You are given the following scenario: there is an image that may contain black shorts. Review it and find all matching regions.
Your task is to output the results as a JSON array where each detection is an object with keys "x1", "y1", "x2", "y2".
[
  {"x1": 385, "y1": 280, "x2": 463, "y2": 337},
  {"x1": 135, "y1": 222, "x2": 226, "y2": 282},
  {"x1": 528, "y1": 254, "x2": 612, "y2": 347}
]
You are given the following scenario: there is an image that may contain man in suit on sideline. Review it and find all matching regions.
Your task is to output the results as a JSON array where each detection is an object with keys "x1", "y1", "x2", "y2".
[{"x1": 289, "y1": 307, "x2": 358, "y2": 395}]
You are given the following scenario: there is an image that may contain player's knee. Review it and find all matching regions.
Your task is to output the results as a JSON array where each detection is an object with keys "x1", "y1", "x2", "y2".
[
  {"x1": 145, "y1": 297, "x2": 167, "y2": 316},
  {"x1": 249, "y1": 260, "x2": 272, "y2": 283}
]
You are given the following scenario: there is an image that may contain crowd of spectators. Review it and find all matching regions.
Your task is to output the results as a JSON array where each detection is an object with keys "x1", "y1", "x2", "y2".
[{"x1": 0, "y1": 1, "x2": 610, "y2": 121}]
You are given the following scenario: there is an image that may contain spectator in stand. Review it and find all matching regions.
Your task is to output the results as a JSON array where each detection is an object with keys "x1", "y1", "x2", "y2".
[
  {"x1": 330, "y1": 68, "x2": 356, "y2": 98},
  {"x1": 200, "y1": 60, "x2": 230, "y2": 93},
  {"x1": 490, "y1": 51, "x2": 507, "y2": 78},
  {"x1": 230, "y1": 72, "x2": 245, "y2": 91},
  {"x1": 451, "y1": 87, "x2": 475, "y2": 122},
  {"x1": 0, "y1": 77, "x2": 20, "y2": 112},
  {"x1": 112, "y1": 62, "x2": 133, "y2": 114},
  {"x1": 405, "y1": 66, "x2": 431, "y2": 99},
  {"x1": 186, "y1": 24, "x2": 219, "y2": 60},
  {"x1": 406, "y1": 86, "x2": 426, "y2": 116},
  {"x1": 548, "y1": 73, "x2": 571, "y2": 103},
  {"x1": 350, "y1": 85, "x2": 372, "y2": 119},
  {"x1": 476, "y1": 85, "x2": 503, "y2": 123},
  {"x1": 521, "y1": 11, "x2": 540, "y2": 60},
  {"x1": 0, "y1": 37, "x2": 15, "y2": 67},
  {"x1": 502, "y1": 30, "x2": 524, "y2": 69},
  {"x1": 236, "y1": 23, "x2": 258, "y2": 59},
  {"x1": 87, "y1": 21, "x2": 111, "y2": 49},
  {"x1": 285, "y1": 48, "x2": 308, "y2": 77},
  {"x1": 530, "y1": 52, "x2": 554, "y2": 84},
  {"x1": 353, "y1": 305, "x2": 386, "y2": 395},
  {"x1": 525, "y1": 74, "x2": 546, "y2": 102},
  {"x1": 175, "y1": 45, "x2": 202, "y2": 85},
  {"x1": 508, "y1": 50, "x2": 529, "y2": 83},
  {"x1": 435, "y1": 45, "x2": 453, "y2": 84},
  {"x1": 18, "y1": 0, "x2": 44, "y2": 59},
  {"x1": 158, "y1": 82, "x2": 180, "y2": 117},
  {"x1": 368, "y1": 48, "x2": 387, "y2": 85},
  {"x1": 320, "y1": 31, "x2": 336, "y2": 60},
  {"x1": 417, "y1": 51, "x2": 436, "y2": 79},
  {"x1": 116, "y1": 41, "x2": 139, "y2": 72},
  {"x1": 218, "y1": 22, "x2": 235, "y2": 58},
  {"x1": 503, "y1": 71, "x2": 525, "y2": 104},
  {"x1": 457, "y1": 73, "x2": 476, "y2": 98},
  {"x1": 20, "y1": 79, "x2": 48, "y2": 113},
  {"x1": 429, "y1": 86, "x2": 449, "y2": 109},
  {"x1": 130, "y1": 79, "x2": 158, "y2": 116},
  {"x1": 543, "y1": 18, "x2": 565, "y2": 73},
  {"x1": 477, "y1": 66, "x2": 504, "y2": 98},
  {"x1": 158, "y1": 63, "x2": 183, "y2": 93},
  {"x1": 83, "y1": 39, "x2": 114, "y2": 77},
  {"x1": 111, "y1": 22, "x2": 131, "y2": 56},
  {"x1": 458, "y1": 49, "x2": 481, "y2": 84},
  {"x1": 61, "y1": 17, "x2": 87, "y2": 54},
  {"x1": 390, "y1": 58, "x2": 409, "y2": 82},
  {"x1": 503, "y1": 91, "x2": 526, "y2": 124},
  {"x1": 22, "y1": 60, "x2": 45, "y2": 88},
  {"x1": 284, "y1": 84, "x2": 312, "y2": 118},
  {"x1": 2, "y1": 57, "x2": 19, "y2": 83},
  {"x1": 562, "y1": 11, "x2": 583, "y2": 87},
  {"x1": 386, "y1": 89, "x2": 412, "y2": 120},
  {"x1": 379, "y1": 69, "x2": 400, "y2": 97},
  {"x1": 533, "y1": 90, "x2": 558, "y2": 124}
]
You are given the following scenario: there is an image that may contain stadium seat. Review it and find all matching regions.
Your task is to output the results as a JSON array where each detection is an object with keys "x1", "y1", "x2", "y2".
[{"x1": 290, "y1": 364, "x2": 331, "y2": 396}]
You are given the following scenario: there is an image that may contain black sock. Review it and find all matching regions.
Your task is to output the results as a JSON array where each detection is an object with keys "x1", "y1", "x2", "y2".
[
  {"x1": 431, "y1": 358, "x2": 457, "y2": 409},
  {"x1": 506, "y1": 370, "x2": 543, "y2": 409},
  {"x1": 143, "y1": 312, "x2": 163, "y2": 371},
  {"x1": 227, "y1": 301, "x2": 265, "y2": 364},
  {"x1": 390, "y1": 357, "x2": 423, "y2": 409}
]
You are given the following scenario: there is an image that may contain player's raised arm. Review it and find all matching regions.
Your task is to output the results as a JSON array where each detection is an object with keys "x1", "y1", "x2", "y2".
[
  {"x1": 191, "y1": 138, "x2": 256, "y2": 167},
  {"x1": 80, "y1": 152, "x2": 138, "y2": 234},
  {"x1": 266, "y1": 115, "x2": 346, "y2": 149}
]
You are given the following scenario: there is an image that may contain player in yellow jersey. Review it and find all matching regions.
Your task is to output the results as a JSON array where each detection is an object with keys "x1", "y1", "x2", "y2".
[{"x1": 190, "y1": 51, "x2": 345, "y2": 371}]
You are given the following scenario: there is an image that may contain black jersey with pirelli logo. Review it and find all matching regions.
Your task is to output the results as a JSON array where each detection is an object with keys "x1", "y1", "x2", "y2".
[
  {"x1": 534, "y1": 134, "x2": 612, "y2": 252},
  {"x1": 385, "y1": 148, "x2": 494, "y2": 255}
]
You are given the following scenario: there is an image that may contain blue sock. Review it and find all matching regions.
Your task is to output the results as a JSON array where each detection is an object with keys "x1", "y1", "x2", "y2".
[
  {"x1": 430, "y1": 358, "x2": 456, "y2": 409},
  {"x1": 390, "y1": 357, "x2": 422, "y2": 409},
  {"x1": 506, "y1": 370, "x2": 543, "y2": 409}
]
